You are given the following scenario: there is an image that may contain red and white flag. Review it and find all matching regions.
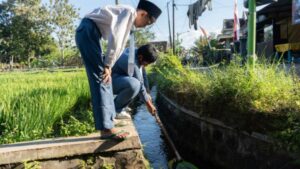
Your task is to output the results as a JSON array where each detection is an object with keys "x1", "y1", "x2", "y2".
[
  {"x1": 199, "y1": 26, "x2": 211, "y2": 49},
  {"x1": 199, "y1": 26, "x2": 209, "y2": 39},
  {"x1": 233, "y1": 0, "x2": 240, "y2": 41}
]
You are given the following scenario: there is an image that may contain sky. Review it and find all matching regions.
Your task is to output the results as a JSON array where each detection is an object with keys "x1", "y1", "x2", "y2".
[
  {"x1": 0, "y1": 0, "x2": 247, "y2": 48},
  {"x1": 64, "y1": 0, "x2": 246, "y2": 49}
]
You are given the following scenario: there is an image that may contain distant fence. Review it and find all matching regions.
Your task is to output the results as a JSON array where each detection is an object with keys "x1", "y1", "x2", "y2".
[
  {"x1": 0, "y1": 55, "x2": 84, "y2": 72},
  {"x1": 0, "y1": 65, "x2": 84, "y2": 73}
]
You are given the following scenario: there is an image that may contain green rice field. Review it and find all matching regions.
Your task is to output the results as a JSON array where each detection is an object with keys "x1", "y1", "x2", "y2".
[{"x1": 0, "y1": 69, "x2": 94, "y2": 144}]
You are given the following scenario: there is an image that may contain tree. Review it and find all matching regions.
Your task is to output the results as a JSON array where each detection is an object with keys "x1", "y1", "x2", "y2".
[
  {"x1": 13, "y1": 0, "x2": 52, "y2": 62},
  {"x1": 174, "y1": 33, "x2": 185, "y2": 57},
  {"x1": 134, "y1": 27, "x2": 155, "y2": 46},
  {"x1": 0, "y1": 0, "x2": 17, "y2": 64},
  {"x1": 48, "y1": 0, "x2": 79, "y2": 66},
  {"x1": 191, "y1": 36, "x2": 208, "y2": 59},
  {"x1": 0, "y1": 0, "x2": 53, "y2": 66}
]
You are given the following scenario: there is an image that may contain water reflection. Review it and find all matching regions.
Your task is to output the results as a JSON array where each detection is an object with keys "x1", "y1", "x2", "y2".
[{"x1": 132, "y1": 87, "x2": 169, "y2": 169}]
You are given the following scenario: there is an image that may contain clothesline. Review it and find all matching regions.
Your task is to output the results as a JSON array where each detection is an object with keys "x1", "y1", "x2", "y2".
[
  {"x1": 169, "y1": 1, "x2": 235, "y2": 8},
  {"x1": 187, "y1": 0, "x2": 213, "y2": 30},
  {"x1": 167, "y1": 0, "x2": 214, "y2": 30},
  {"x1": 176, "y1": 4, "x2": 190, "y2": 6}
]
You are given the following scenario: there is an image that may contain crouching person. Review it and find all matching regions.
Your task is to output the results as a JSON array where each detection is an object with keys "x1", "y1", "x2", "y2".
[
  {"x1": 75, "y1": 1, "x2": 161, "y2": 141},
  {"x1": 112, "y1": 44, "x2": 157, "y2": 119}
]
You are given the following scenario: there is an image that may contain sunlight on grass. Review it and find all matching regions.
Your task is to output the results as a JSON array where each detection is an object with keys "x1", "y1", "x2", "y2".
[
  {"x1": 154, "y1": 53, "x2": 300, "y2": 152},
  {"x1": 0, "y1": 70, "x2": 92, "y2": 144}
]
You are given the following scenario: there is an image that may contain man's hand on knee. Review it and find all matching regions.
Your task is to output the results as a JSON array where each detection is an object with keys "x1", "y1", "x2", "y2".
[{"x1": 103, "y1": 66, "x2": 112, "y2": 84}]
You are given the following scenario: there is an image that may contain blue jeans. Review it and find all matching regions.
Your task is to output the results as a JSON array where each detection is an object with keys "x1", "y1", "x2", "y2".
[
  {"x1": 112, "y1": 75, "x2": 140, "y2": 113},
  {"x1": 75, "y1": 18, "x2": 115, "y2": 130}
]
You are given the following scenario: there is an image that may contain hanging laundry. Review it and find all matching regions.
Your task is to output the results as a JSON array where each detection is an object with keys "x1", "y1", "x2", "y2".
[
  {"x1": 187, "y1": 0, "x2": 212, "y2": 30},
  {"x1": 233, "y1": 0, "x2": 240, "y2": 41},
  {"x1": 188, "y1": 4, "x2": 194, "y2": 28},
  {"x1": 207, "y1": 0, "x2": 212, "y2": 10},
  {"x1": 200, "y1": 0, "x2": 207, "y2": 15},
  {"x1": 187, "y1": 0, "x2": 201, "y2": 30}
]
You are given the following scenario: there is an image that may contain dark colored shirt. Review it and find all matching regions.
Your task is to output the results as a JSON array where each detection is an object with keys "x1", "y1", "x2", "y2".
[{"x1": 112, "y1": 48, "x2": 150, "y2": 102}]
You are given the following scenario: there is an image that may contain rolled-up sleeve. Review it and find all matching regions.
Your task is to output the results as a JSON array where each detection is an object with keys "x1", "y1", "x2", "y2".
[
  {"x1": 133, "y1": 66, "x2": 150, "y2": 103},
  {"x1": 142, "y1": 67, "x2": 150, "y2": 93}
]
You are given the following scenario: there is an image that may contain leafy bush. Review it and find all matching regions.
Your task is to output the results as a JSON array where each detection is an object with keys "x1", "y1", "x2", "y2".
[{"x1": 153, "y1": 53, "x2": 300, "y2": 151}]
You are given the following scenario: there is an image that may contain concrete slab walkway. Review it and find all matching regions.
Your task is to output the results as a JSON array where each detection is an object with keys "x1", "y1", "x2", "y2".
[{"x1": 0, "y1": 119, "x2": 144, "y2": 167}]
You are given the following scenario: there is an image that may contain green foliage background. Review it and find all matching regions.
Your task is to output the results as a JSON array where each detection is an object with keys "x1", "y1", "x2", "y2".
[{"x1": 0, "y1": 0, "x2": 79, "y2": 66}]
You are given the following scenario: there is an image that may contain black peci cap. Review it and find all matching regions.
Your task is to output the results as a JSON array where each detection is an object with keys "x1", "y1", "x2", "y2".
[{"x1": 137, "y1": 0, "x2": 162, "y2": 20}]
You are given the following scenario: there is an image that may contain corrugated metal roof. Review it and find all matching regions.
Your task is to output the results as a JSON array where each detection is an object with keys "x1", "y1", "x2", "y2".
[
  {"x1": 244, "y1": 0, "x2": 278, "y2": 8},
  {"x1": 257, "y1": 0, "x2": 291, "y2": 15}
]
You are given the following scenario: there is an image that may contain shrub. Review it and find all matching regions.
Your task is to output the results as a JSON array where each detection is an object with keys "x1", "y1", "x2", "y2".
[{"x1": 153, "y1": 53, "x2": 300, "y2": 151}]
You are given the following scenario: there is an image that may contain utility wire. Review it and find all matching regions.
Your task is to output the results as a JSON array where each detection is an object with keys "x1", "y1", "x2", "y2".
[
  {"x1": 129, "y1": 0, "x2": 137, "y2": 6},
  {"x1": 180, "y1": 13, "x2": 188, "y2": 33},
  {"x1": 176, "y1": 4, "x2": 190, "y2": 6},
  {"x1": 184, "y1": 0, "x2": 193, "y2": 31},
  {"x1": 214, "y1": 0, "x2": 236, "y2": 8},
  {"x1": 154, "y1": 22, "x2": 165, "y2": 37},
  {"x1": 166, "y1": 0, "x2": 198, "y2": 6}
]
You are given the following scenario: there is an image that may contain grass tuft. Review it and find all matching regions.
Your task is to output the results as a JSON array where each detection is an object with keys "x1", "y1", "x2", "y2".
[{"x1": 153, "y1": 53, "x2": 300, "y2": 152}]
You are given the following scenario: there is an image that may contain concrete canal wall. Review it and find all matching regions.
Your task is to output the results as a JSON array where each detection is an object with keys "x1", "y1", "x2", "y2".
[
  {"x1": 157, "y1": 93, "x2": 300, "y2": 169},
  {"x1": 0, "y1": 119, "x2": 148, "y2": 169}
]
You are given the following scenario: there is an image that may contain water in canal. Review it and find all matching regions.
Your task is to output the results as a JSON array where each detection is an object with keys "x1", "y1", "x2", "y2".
[
  {"x1": 132, "y1": 87, "x2": 170, "y2": 169},
  {"x1": 132, "y1": 87, "x2": 218, "y2": 169}
]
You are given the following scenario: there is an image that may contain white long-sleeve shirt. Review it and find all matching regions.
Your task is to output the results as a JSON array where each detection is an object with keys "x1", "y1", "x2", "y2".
[{"x1": 85, "y1": 5, "x2": 137, "y2": 68}]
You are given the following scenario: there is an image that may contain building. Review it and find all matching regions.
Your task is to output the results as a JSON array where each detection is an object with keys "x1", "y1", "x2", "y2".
[
  {"x1": 256, "y1": 0, "x2": 300, "y2": 61},
  {"x1": 148, "y1": 41, "x2": 168, "y2": 53},
  {"x1": 217, "y1": 19, "x2": 247, "y2": 49}
]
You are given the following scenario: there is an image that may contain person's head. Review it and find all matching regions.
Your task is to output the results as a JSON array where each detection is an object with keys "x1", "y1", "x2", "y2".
[
  {"x1": 134, "y1": 0, "x2": 162, "y2": 28},
  {"x1": 137, "y1": 44, "x2": 158, "y2": 66}
]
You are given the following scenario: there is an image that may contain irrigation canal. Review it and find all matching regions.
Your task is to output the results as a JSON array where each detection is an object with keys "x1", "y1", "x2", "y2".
[
  {"x1": 132, "y1": 87, "x2": 170, "y2": 168},
  {"x1": 133, "y1": 87, "x2": 217, "y2": 169}
]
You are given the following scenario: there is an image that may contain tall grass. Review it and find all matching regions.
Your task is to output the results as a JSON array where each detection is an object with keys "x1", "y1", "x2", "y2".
[
  {"x1": 154, "y1": 53, "x2": 300, "y2": 151},
  {"x1": 0, "y1": 70, "x2": 92, "y2": 144},
  {"x1": 155, "y1": 54, "x2": 300, "y2": 115}
]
